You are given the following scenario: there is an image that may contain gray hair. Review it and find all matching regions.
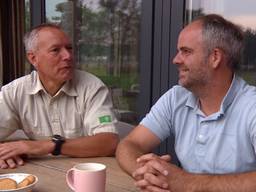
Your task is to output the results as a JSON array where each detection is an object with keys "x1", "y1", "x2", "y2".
[
  {"x1": 23, "y1": 23, "x2": 62, "y2": 52},
  {"x1": 194, "y1": 14, "x2": 244, "y2": 71}
]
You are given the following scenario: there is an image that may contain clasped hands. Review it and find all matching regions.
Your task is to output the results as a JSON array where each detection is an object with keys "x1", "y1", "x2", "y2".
[{"x1": 132, "y1": 153, "x2": 189, "y2": 192}]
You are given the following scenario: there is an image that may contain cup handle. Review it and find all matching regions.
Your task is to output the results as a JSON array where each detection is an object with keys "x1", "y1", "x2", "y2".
[{"x1": 66, "y1": 168, "x2": 75, "y2": 191}]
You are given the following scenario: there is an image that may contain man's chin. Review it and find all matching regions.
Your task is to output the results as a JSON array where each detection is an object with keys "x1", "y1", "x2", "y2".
[
  {"x1": 178, "y1": 79, "x2": 185, "y2": 87},
  {"x1": 63, "y1": 69, "x2": 74, "y2": 79},
  {"x1": 178, "y1": 80, "x2": 190, "y2": 89}
]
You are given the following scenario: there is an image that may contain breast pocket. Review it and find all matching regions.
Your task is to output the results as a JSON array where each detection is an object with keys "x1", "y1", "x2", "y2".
[{"x1": 63, "y1": 112, "x2": 84, "y2": 138}]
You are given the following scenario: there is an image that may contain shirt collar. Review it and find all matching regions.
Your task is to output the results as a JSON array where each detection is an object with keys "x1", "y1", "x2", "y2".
[
  {"x1": 219, "y1": 74, "x2": 240, "y2": 114},
  {"x1": 26, "y1": 71, "x2": 44, "y2": 95},
  {"x1": 185, "y1": 74, "x2": 240, "y2": 115},
  {"x1": 59, "y1": 80, "x2": 78, "y2": 97},
  {"x1": 27, "y1": 71, "x2": 78, "y2": 97}
]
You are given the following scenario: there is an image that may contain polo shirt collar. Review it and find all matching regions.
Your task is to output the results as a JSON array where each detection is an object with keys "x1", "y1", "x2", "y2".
[
  {"x1": 220, "y1": 74, "x2": 240, "y2": 114},
  {"x1": 185, "y1": 74, "x2": 239, "y2": 115}
]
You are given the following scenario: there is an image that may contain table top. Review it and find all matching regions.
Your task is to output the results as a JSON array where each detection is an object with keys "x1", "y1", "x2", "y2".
[{"x1": 0, "y1": 156, "x2": 139, "y2": 192}]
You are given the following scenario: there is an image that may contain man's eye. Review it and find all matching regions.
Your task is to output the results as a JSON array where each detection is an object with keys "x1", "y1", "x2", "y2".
[
  {"x1": 67, "y1": 46, "x2": 73, "y2": 50},
  {"x1": 181, "y1": 49, "x2": 191, "y2": 55},
  {"x1": 51, "y1": 48, "x2": 59, "y2": 53}
]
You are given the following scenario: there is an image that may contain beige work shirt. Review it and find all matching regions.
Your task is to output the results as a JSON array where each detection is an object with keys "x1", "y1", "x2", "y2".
[{"x1": 0, "y1": 70, "x2": 117, "y2": 140}]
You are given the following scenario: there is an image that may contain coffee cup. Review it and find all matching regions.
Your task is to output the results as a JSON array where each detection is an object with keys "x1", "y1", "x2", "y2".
[{"x1": 66, "y1": 162, "x2": 106, "y2": 192}]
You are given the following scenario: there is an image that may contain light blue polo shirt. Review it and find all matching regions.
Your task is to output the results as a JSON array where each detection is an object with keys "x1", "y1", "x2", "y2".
[{"x1": 141, "y1": 75, "x2": 256, "y2": 174}]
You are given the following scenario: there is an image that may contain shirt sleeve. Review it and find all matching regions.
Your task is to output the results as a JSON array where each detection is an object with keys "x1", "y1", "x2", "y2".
[
  {"x1": 83, "y1": 84, "x2": 118, "y2": 136},
  {"x1": 0, "y1": 90, "x2": 20, "y2": 140},
  {"x1": 140, "y1": 89, "x2": 174, "y2": 141}
]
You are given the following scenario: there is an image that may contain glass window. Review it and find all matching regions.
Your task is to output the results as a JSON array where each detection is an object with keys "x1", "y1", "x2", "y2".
[
  {"x1": 24, "y1": 0, "x2": 31, "y2": 75},
  {"x1": 45, "y1": 0, "x2": 141, "y2": 125},
  {"x1": 185, "y1": 0, "x2": 256, "y2": 85},
  {"x1": 0, "y1": 13, "x2": 2, "y2": 87}
]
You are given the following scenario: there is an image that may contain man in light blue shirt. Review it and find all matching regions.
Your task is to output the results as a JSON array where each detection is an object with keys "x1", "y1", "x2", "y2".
[
  {"x1": 141, "y1": 75, "x2": 256, "y2": 174},
  {"x1": 116, "y1": 14, "x2": 256, "y2": 192}
]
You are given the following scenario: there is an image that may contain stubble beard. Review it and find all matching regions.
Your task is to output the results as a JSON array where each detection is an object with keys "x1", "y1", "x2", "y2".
[{"x1": 179, "y1": 69, "x2": 209, "y2": 93}]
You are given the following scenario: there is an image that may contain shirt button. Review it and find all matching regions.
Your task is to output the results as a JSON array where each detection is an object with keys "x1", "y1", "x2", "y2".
[{"x1": 197, "y1": 134, "x2": 207, "y2": 144}]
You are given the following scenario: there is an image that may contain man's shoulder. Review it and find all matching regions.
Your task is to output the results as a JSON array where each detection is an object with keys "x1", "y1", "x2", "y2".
[
  {"x1": 157, "y1": 85, "x2": 192, "y2": 107},
  {"x1": 235, "y1": 76, "x2": 256, "y2": 98},
  {"x1": 231, "y1": 76, "x2": 256, "y2": 111},
  {"x1": 1, "y1": 72, "x2": 34, "y2": 92}
]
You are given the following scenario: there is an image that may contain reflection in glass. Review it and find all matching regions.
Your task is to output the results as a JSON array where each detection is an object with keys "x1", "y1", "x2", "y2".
[
  {"x1": 45, "y1": 0, "x2": 141, "y2": 124},
  {"x1": 24, "y1": 0, "x2": 31, "y2": 75},
  {"x1": 185, "y1": 0, "x2": 256, "y2": 85}
]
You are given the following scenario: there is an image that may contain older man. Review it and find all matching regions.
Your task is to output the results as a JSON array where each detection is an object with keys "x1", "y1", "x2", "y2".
[
  {"x1": 0, "y1": 24, "x2": 119, "y2": 169},
  {"x1": 116, "y1": 14, "x2": 256, "y2": 192}
]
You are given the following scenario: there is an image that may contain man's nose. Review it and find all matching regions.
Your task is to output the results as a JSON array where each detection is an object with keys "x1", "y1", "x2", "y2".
[
  {"x1": 61, "y1": 48, "x2": 72, "y2": 60},
  {"x1": 172, "y1": 52, "x2": 180, "y2": 65}
]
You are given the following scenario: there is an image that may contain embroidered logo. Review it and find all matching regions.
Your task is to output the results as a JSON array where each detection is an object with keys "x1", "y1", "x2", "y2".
[{"x1": 99, "y1": 115, "x2": 112, "y2": 124}]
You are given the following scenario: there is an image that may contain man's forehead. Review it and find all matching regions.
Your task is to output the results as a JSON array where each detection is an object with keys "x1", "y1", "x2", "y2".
[
  {"x1": 37, "y1": 28, "x2": 70, "y2": 45},
  {"x1": 177, "y1": 22, "x2": 203, "y2": 49},
  {"x1": 178, "y1": 22, "x2": 202, "y2": 42},
  {"x1": 181, "y1": 21, "x2": 202, "y2": 36}
]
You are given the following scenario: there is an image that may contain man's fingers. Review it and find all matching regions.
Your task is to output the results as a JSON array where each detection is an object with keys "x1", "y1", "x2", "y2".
[
  {"x1": 14, "y1": 156, "x2": 25, "y2": 166},
  {"x1": 134, "y1": 159, "x2": 169, "y2": 179},
  {"x1": 133, "y1": 163, "x2": 158, "y2": 178},
  {"x1": 147, "y1": 160, "x2": 169, "y2": 176},
  {"x1": 134, "y1": 178, "x2": 150, "y2": 188},
  {"x1": 0, "y1": 159, "x2": 8, "y2": 169},
  {"x1": 144, "y1": 173, "x2": 169, "y2": 189},
  {"x1": 0, "y1": 156, "x2": 25, "y2": 169},
  {"x1": 137, "y1": 153, "x2": 159, "y2": 163},
  {"x1": 137, "y1": 153, "x2": 171, "y2": 164},
  {"x1": 133, "y1": 165, "x2": 148, "y2": 178},
  {"x1": 6, "y1": 158, "x2": 17, "y2": 169}
]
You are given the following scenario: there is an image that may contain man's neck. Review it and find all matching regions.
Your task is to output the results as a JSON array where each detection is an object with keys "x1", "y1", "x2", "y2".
[
  {"x1": 39, "y1": 78, "x2": 64, "y2": 96},
  {"x1": 197, "y1": 75, "x2": 233, "y2": 116}
]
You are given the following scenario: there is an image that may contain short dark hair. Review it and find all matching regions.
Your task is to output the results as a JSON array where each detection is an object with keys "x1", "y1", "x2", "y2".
[
  {"x1": 23, "y1": 23, "x2": 63, "y2": 52},
  {"x1": 194, "y1": 14, "x2": 244, "y2": 71}
]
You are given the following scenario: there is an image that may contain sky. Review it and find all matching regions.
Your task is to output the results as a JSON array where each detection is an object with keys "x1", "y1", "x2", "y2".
[
  {"x1": 187, "y1": 0, "x2": 256, "y2": 30},
  {"x1": 45, "y1": 0, "x2": 65, "y2": 21}
]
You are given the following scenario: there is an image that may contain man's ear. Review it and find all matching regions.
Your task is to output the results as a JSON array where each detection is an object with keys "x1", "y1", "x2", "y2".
[
  {"x1": 26, "y1": 51, "x2": 38, "y2": 68},
  {"x1": 209, "y1": 48, "x2": 223, "y2": 69}
]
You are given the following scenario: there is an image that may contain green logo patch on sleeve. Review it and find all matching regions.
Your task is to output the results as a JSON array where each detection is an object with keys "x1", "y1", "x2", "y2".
[{"x1": 99, "y1": 115, "x2": 112, "y2": 124}]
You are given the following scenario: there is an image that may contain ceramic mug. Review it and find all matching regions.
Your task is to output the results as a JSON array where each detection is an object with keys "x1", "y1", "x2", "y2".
[{"x1": 66, "y1": 162, "x2": 106, "y2": 192}]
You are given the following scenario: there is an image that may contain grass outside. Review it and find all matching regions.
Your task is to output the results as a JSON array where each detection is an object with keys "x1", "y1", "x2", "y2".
[
  {"x1": 80, "y1": 64, "x2": 139, "y2": 113},
  {"x1": 80, "y1": 64, "x2": 138, "y2": 91}
]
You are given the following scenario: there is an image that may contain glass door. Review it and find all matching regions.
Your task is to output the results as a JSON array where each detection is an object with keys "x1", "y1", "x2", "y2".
[{"x1": 45, "y1": 0, "x2": 142, "y2": 125}]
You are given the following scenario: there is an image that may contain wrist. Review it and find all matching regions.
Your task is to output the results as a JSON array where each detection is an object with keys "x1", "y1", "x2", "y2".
[{"x1": 51, "y1": 135, "x2": 65, "y2": 156}]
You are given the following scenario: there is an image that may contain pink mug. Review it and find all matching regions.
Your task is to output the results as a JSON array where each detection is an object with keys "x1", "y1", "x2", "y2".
[{"x1": 66, "y1": 163, "x2": 106, "y2": 192}]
